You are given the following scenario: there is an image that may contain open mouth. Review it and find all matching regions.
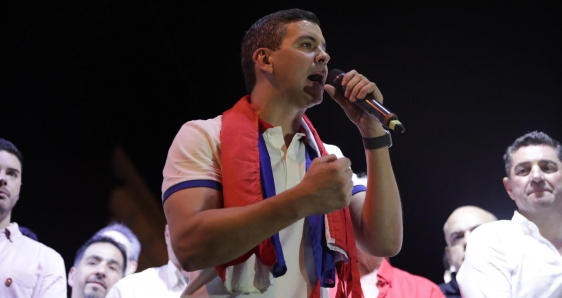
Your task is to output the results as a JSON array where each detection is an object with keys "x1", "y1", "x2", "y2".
[{"x1": 307, "y1": 74, "x2": 324, "y2": 85}]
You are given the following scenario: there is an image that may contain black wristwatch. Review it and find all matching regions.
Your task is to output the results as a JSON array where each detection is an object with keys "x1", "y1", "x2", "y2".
[{"x1": 362, "y1": 130, "x2": 392, "y2": 150}]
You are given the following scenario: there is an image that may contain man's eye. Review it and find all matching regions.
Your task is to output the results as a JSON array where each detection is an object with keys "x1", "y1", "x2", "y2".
[
  {"x1": 515, "y1": 168, "x2": 529, "y2": 175},
  {"x1": 543, "y1": 164, "x2": 558, "y2": 173},
  {"x1": 302, "y1": 42, "x2": 312, "y2": 48},
  {"x1": 7, "y1": 172, "x2": 17, "y2": 178},
  {"x1": 109, "y1": 266, "x2": 118, "y2": 272}
]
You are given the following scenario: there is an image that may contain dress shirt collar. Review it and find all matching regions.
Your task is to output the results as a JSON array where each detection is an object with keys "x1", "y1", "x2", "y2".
[
  {"x1": 511, "y1": 210, "x2": 541, "y2": 236},
  {"x1": 376, "y1": 258, "x2": 393, "y2": 288},
  {"x1": 0, "y1": 222, "x2": 22, "y2": 242},
  {"x1": 166, "y1": 260, "x2": 188, "y2": 290}
]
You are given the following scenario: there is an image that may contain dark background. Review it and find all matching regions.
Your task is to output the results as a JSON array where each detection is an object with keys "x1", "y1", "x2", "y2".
[{"x1": 3, "y1": 0, "x2": 561, "y2": 286}]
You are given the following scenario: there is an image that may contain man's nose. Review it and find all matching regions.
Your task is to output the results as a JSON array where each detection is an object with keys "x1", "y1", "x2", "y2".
[
  {"x1": 316, "y1": 49, "x2": 330, "y2": 65},
  {"x1": 95, "y1": 269, "x2": 107, "y2": 279},
  {"x1": 0, "y1": 171, "x2": 7, "y2": 185},
  {"x1": 530, "y1": 165, "x2": 545, "y2": 182}
]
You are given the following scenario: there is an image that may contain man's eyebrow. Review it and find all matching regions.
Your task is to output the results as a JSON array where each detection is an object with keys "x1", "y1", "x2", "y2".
[
  {"x1": 85, "y1": 255, "x2": 102, "y2": 261},
  {"x1": 513, "y1": 161, "x2": 530, "y2": 169},
  {"x1": 107, "y1": 258, "x2": 123, "y2": 268},
  {"x1": 514, "y1": 159, "x2": 558, "y2": 168},
  {"x1": 6, "y1": 167, "x2": 20, "y2": 174}
]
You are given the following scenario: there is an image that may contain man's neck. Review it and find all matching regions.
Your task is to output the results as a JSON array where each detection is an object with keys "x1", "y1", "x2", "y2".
[
  {"x1": 0, "y1": 212, "x2": 11, "y2": 230},
  {"x1": 250, "y1": 91, "x2": 305, "y2": 145}
]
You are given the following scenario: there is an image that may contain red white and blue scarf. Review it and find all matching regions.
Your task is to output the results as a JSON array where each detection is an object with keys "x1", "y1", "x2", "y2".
[{"x1": 217, "y1": 95, "x2": 363, "y2": 298}]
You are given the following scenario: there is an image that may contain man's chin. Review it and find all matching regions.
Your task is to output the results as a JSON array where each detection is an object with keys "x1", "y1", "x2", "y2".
[
  {"x1": 303, "y1": 85, "x2": 325, "y2": 102},
  {"x1": 84, "y1": 285, "x2": 106, "y2": 298},
  {"x1": 84, "y1": 292, "x2": 104, "y2": 298}
]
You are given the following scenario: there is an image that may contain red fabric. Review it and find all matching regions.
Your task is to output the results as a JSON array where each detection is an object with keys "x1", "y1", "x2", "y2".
[
  {"x1": 331, "y1": 259, "x2": 445, "y2": 298},
  {"x1": 217, "y1": 95, "x2": 362, "y2": 297},
  {"x1": 376, "y1": 259, "x2": 445, "y2": 298}
]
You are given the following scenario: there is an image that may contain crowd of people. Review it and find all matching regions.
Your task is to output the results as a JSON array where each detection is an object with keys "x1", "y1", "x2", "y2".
[{"x1": 2, "y1": 7, "x2": 561, "y2": 298}]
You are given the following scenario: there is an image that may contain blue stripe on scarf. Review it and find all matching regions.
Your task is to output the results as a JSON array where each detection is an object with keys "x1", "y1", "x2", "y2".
[
  {"x1": 305, "y1": 144, "x2": 336, "y2": 288},
  {"x1": 257, "y1": 133, "x2": 336, "y2": 286},
  {"x1": 258, "y1": 133, "x2": 287, "y2": 277}
]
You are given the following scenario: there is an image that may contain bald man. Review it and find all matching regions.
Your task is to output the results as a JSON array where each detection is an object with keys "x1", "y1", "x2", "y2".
[{"x1": 439, "y1": 206, "x2": 497, "y2": 298}]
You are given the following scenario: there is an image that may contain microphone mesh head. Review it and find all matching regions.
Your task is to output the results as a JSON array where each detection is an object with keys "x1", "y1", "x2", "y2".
[{"x1": 327, "y1": 69, "x2": 346, "y2": 95}]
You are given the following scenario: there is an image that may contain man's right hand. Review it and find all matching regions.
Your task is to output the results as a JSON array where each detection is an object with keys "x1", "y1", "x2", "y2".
[{"x1": 297, "y1": 154, "x2": 354, "y2": 215}]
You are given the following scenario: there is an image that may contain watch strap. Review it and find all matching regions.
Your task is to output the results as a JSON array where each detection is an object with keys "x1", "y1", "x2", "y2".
[{"x1": 362, "y1": 130, "x2": 392, "y2": 150}]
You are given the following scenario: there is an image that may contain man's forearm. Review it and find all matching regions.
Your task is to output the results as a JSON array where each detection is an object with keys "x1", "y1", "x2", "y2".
[
  {"x1": 354, "y1": 147, "x2": 403, "y2": 256},
  {"x1": 165, "y1": 187, "x2": 308, "y2": 271}
]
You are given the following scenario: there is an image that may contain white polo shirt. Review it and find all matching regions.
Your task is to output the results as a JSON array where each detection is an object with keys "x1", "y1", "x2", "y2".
[{"x1": 162, "y1": 116, "x2": 364, "y2": 297}]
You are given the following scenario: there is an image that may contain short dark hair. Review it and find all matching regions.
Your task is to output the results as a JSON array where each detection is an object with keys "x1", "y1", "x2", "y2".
[
  {"x1": 503, "y1": 131, "x2": 562, "y2": 176},
  {"x1": 73, "y1": 235, "x2": 128, "y2": 275},
  {"x1": 94, "y1": 222, "x2": 141, "y2": 261},
  {"x1": 0, "y1": 138, "x2": 23, "y2": 170},
  {"x1": 240, "y1": 8, "x2": 320, "y2": 93}
]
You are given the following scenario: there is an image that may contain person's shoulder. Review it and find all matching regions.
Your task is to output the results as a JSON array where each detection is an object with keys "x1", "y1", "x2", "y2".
[
  {"x1": 180, "y1": 115, "x2": 222, "y2": 132},
  {"x1": 124, "y1": 265, "x2": 166, "y2": 280},
  {"x1": 172, "y1": 115, "x2": 222, "y2": 144},
  {"x1": 113, "y1": 265, "x2": 167, "y2": 288},
  {"x1": 393, "y1": 266, "x2": 440, "y2": 286},
  {"x1": 388, "y1": 265, "x2": 444, "y2": 296},
  {"x1": 19, "y1": 236, "x2": 66, "y2": 269},
  {"x1": 19, "y1": 236, "x2": 60, "y2": 256},
  {"x1": 471, "y1": 219, "x2": 518, "y2": 237}
]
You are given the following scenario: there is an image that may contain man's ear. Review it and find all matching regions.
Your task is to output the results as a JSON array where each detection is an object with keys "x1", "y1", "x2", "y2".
[
  {"x1": 444, "y1": 247, "x2": 451, "y2": 266},
  {"x1": 503, "y1": 177, "x2": 514, "y2": 201},
  {"x1": 125, "y1": 260, "x2": 138, "y2": 276},
  {"x1": 68, "y1": 267, "x2": 76, "y2": 287},
  {"x1": 253, "y1": 48, "x2": 274, "y2": 74}
]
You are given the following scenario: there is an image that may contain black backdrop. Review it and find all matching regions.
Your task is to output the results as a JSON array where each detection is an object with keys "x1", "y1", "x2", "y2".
[{"x1": 3, "y1": 0, "x2": 561, "y2": 285}]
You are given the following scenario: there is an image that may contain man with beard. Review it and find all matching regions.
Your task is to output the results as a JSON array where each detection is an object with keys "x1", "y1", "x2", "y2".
[
  {"x1": 0, "y1": 138, "x2": 67, "y2": 297},
  {"x1": 457, "y1": 131, "x2": 562, "y2": 297},
  {"x1": 68, "y1": 235, "x2": 127, "y2": 298},
  {"x1": 94, "y1": 222, "x2": 141, "y2": 276}
]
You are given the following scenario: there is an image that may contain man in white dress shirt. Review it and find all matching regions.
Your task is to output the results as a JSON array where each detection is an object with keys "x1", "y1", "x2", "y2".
[
  {"x1": 106, "y1": 224, "x2": 220, "y2": 297},
  {"x1": 0, "y1": 138, "x2": 67, "y2": 298},
  {"x1": 457, "y1": 131, "x2": 562, "y2": 297}
]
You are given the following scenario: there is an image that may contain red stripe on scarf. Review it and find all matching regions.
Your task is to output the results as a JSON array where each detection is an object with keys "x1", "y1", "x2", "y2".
[{"x1": 218, "y1": 95, "x2": 362, "y2": 298}]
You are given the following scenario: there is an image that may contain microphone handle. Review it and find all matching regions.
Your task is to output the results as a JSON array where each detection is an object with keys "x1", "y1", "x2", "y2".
[
  {"x1": 355, "y1": 96, "x2": 404, "y2": 133},
  {"x1": 330, "y1": 71, "x2": 405, "y2": 133}
]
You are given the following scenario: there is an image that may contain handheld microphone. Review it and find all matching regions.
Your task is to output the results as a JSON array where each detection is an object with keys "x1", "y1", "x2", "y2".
[{"x1": 326, "y1": 69, "x2": 405, "y2": 133}]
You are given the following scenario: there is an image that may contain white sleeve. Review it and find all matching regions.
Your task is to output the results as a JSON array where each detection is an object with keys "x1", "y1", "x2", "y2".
[
  {"x1": 105, "y1": 279, "x2": 124, "y2": 298},
  {"x1": 457, "y1": 225, "x2": 512, "y2": 298},
  {"x1": 161, "y1": 116, "x2": 222, "y2": 200},
  {"x1": 323, "y1": 143, "x2": 366, "y2": 188}
]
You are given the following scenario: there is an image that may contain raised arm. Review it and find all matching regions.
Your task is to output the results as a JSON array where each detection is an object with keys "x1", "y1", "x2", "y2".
[{"x1": 325, "y1": 70, "x2": 403, "y2": 257}]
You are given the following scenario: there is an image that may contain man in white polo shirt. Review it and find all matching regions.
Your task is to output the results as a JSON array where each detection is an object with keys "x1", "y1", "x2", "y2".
[
  {"x1": 162, "y1": 8, "x2": 403, "y2": 298},
  {"x1": 457, "y1": 131, "x2": 562, "y2": 297}
]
